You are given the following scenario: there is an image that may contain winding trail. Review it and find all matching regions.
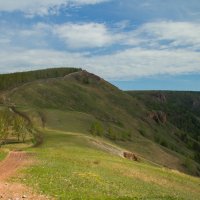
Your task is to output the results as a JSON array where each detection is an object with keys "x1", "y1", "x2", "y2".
[{"x1": 0, "y1": 151, "x2": 52, "y2": 200}]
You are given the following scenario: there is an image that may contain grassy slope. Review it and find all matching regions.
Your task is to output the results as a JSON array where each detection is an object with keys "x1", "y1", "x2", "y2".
[
  {"x1": 4, "y1": 109, "x2": 199, "y2": 199},
  {"x1": 0, "y1": 69, "x2": 200, "y2": 199},
  {"x1": 3, "y1": 70, "x2": 192, "y2": 175},
  {"x1": 19, "y1": 128, "x2": 200, "y2": 200},
  {"x1": 128, "y1": 91, "x2": 200, "y2": 174}
]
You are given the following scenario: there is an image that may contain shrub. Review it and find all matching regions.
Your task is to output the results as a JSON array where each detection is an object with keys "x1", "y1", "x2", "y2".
[
  {"x1": 90, "y1": 122, "x2": 104, "y2": 136},
  {"x1": 183, "y1": 156, "x2": 196, "y2": 174},
  {"x1": 160, "y1": 140, "x2": 169, "y2": 148},
  {"x1": 139, "y1": 129, "x2": 146, "y2": 137},
  {"x1": 108, "y1": 127, "x2": 117, "y2": 140}
]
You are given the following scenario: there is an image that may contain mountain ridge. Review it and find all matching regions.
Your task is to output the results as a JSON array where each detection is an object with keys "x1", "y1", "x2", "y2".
[{"x1": 0, "y1": 68, "x2": 200, "y2": 177}]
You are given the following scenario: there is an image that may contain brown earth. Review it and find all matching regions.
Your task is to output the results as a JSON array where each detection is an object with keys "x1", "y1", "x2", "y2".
[{"x1": 0, "y1": 151, "x2": 52, "y2": 200}]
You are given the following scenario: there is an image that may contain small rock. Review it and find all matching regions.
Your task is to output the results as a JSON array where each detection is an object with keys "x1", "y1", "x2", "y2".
[
  {"x1": 123, "y1": 151, "x2": 138, "y2": 161},
  {"x1": 22, "y1": 195, "x2": 27, "y2": 199}
]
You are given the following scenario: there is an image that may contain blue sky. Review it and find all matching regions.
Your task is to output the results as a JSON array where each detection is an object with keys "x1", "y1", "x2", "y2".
[{"x1": 0, "y1": 0, "x2": 200, "y2": 91}]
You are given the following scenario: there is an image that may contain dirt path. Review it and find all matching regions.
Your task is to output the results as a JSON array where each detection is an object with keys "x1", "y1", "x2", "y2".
[{"x1": 0, "y1": 151, "x2": 52, "y2": 200}]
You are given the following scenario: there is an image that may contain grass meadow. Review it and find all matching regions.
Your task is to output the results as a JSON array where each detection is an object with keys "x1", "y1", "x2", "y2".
[{"x1": 18, "y1": 128, "x2": 200, "y2": 200}]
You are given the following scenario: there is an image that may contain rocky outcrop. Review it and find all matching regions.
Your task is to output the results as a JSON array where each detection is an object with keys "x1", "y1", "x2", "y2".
[
  {"x1": 148, "y1": 111, "x2": 167, "y2": 124},
  {"x1": 66, "y1": 70, "x2": 101, "y2": 84},
  {"x1": 123, "y1": 152, "x2": 138, "y2": 161},
  {"x1": 192, "y1": 99, "x2": 200, "y2": 108},
  {"x1": 153, "y1": 92, "x2": 167, "y2": 103}
]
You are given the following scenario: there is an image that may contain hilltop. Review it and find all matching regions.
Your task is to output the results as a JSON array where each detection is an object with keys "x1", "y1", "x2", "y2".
[{"x1": 0, "y1": 68, "x2": 200, "y2": 199}]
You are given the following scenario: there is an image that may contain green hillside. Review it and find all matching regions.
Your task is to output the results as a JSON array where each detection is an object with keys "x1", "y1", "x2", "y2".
[
  {"x1": 22, "y1": 129, "x2": 200, "y2": 199},
  {"x1": 0, "y1": 68, "x2": 200, "y2": 199},
  {"x1": 0, "y1": 67, "x2": 80, "y2": 92},
  {"x1": 128, "y1": 91, "x2": 200, "y2": 175}
]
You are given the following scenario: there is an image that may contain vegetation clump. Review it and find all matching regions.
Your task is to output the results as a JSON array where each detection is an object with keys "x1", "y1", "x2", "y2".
[{"x1": 0, "y1": 109, "x2": 32, "y2": 146}]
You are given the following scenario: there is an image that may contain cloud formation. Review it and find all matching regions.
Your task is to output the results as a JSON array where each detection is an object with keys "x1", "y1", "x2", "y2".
[
  {"x1": 2, "y1": 20, "x2": 200, "y2": 50},
  {"x1": 0, "y1": 48, "x2": 199, "y2": 79},
  {"x1": 53, "y1": 23, "x2": 119, "y2": 49},
  {"x1": 0, "y1": 19, "x2": 200, "y2": 79},
  {"x1": 0, "y1": 0, "x2": 110, "y2": 16},
  {"x1": 131, "y1": 21, "x2": 200, "y2": 50}
]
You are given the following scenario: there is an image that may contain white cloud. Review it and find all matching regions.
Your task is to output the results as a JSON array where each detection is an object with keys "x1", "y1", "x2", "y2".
[
  {"x1": 53, "y1": 23, "x2": 121, "y2": 49},
  {"x1": 0, "y1": 22, "x2": 122, "y2": 49},
  {"x1": 1, "y1": 20, "x2": 200, "y2": 79},
  {"x1": 2, "y1": 20, "x2": 200, "y2": 50},
  {"x1": 0, "y1": 0, "x2": 110, "y2": 16},
  {"x1": 0, "y1": 22, "x2": 51, "y2": 49},
  {"x1": 0, "y1": 48, "x2": 200, "y2": 79},
  {"x1": 126, "y1": 21, "x2": 200, "y2": 50}
]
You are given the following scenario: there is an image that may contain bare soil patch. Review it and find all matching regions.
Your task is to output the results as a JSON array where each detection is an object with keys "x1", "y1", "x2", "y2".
[{"x1": 0, "y1": 151, "x2": 52, "y2": 200}]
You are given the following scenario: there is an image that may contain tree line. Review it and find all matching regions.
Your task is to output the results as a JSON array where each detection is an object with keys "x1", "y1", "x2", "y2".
[{"x1": 0, "y1": 67, "x2": 81, "y2": 91}]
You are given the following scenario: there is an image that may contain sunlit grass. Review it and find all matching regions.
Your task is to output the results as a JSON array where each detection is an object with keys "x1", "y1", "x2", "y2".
[
  {"x1": 0, "y1": 150, "x2": 7, "y2": 161},
  {"x1": 20, "y1": 129, "x2": 200, "y2": 200}
]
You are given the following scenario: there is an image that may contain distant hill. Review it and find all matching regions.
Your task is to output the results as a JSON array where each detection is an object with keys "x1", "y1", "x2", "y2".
[
  {"x1": 128, "y1": 91, "x2": 200, "y2": 173},
  {"x1": 0, "y1": 68, "x2": 200, "y2": 177}
]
